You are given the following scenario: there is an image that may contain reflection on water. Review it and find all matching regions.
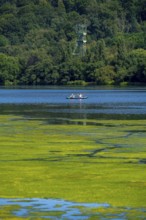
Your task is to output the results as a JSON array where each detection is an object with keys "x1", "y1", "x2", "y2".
[
  {"x1": 0, "y1": 198, "x2": 146, "y2": 220},
  {"x1": 0, "y1": 88, "x2": 146, "y2": 121},
  {"x1": 0, "y1": 102, "x2": 146, "y2": 122}
]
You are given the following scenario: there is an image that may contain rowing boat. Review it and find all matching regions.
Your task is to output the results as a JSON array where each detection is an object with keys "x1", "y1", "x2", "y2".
[{"x1": 66, "y1": 95, "x2": 88, "y2": 99}]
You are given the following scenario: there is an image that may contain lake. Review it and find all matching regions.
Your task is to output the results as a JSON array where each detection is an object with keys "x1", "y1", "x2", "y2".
[
  {"x1": 0, "y1": 86, "x2": 146, "y2": 219},
  {"x1": 1, "y1": 87, "x2": 146, "y2": 120}
]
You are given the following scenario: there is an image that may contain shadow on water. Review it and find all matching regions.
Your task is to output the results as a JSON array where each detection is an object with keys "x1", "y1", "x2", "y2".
[
  {"x1": 1, "y1": 103, "x2": 146, "y2": 125},
  {"x1": 0, "y1": 198, "x2": 146, "y2": 220}
]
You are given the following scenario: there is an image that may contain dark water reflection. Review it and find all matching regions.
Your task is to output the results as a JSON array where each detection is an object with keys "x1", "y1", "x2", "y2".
[{"x1": 0, "y1": 87, "x2": 146, "y2": 120}]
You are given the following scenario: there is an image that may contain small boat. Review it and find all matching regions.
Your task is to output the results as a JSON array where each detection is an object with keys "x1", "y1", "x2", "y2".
[{"x1": 66, "y1": 94, "x2": 88, "y2": 99}]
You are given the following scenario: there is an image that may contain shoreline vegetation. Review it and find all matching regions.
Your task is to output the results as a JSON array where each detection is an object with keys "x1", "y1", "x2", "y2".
[
  {"x1": 0, "y1": 0, "x2": 146, "y2": 86},
  {"x1": 0, "y1": 114, "x2": 146, "y2": 209},
  {"x1": 1, "y1": 82, "x2": 146, "y2": 90}
]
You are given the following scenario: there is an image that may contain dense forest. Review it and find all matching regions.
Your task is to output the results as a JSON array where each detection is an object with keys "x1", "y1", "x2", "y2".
[{"x1": 0, "y1": 0, "x2": 146, "y2": 86}]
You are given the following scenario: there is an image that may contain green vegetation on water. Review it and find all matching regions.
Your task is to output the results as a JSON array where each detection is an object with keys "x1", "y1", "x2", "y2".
[{"x1": 0, "y1": 114, "x2": 146, "y2": 211}]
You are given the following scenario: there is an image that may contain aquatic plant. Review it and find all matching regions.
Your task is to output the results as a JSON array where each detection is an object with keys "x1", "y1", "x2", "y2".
[{"x1": 0, "y1": 115, "x2": 146, "y2": 211}]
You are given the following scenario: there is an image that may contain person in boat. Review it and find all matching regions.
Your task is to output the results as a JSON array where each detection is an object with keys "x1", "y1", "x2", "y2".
[
  {"x1": 78, "y1": 93, "x2": 83, "y2": 98},
  {"x1": 70, "y1": 93, "x2": 75, "y2": 98}
]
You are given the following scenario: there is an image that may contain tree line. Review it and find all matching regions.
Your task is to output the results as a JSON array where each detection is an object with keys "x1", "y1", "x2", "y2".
[{"x1": 0, "y1": 0, "x2": 146, "y2": 86}]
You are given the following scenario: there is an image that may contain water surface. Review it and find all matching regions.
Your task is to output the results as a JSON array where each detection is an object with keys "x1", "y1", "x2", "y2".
[
  {"x1": 0, "y1": 198, "x2": 146, "y2": 220},
  {"x1": 0, "y1": 87, "x2": 146, "y2": 120}
]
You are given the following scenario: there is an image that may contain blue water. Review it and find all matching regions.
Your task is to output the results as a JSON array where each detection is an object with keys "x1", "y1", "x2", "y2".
[
  {"x1": 0, "y1": 198, "x2": 145, "y2": 220},
  {"x1": 0, "y1": 88, "x2": 146, "y2": 105},
  {"x1": 0, "y1": 198, "x2": 109, "y2": 219},
  {"x1": 0, "y1": 87, "x2": 146, "y2": 119}
]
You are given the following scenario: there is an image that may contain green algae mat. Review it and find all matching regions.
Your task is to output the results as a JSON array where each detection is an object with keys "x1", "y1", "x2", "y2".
[{"x1": 0, "y1": 115, "x2": 146, "y2": 218}]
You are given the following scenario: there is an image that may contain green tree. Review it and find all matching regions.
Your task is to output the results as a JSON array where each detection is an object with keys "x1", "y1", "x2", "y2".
[
  {"x1": 116, "y1": 37, "x2": 126, "y2": 65},
  {"x1": 0, "y1": 0, "x2": 146, "y2": 86},
  {"x1": 0, "y1": 35, "x2": 9, "y2": 46},
  {"x1": 126, "y1": 49, "x2": 146, "y2": 83},
  {"x1": 94, "y1": 65, "x2": 116, "y2": 85},
  {"x1": 0, "y1": 53, "x2": 20, "y2": 85},
  {"x1": 23, "y1": 57, "x2": 59, "y2": 85}
]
